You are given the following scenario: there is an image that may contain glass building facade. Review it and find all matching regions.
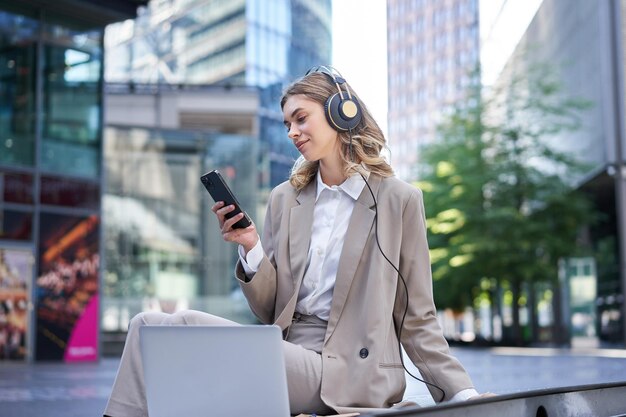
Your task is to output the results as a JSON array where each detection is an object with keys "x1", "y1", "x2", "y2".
[
  {"x1": 100, "y1": 1, "x2": 331, "y2": 344},
  {"x1": 0, "y1": 1, "x2": 145, "y2": 362},
  {"x1": 104, "y1": 0, "x2": 331, "y2": 188},
  {"x1": 104, "y1": 0, "x2": 332, "y2": 197},
  {"x1": 105, "y1": 0, "x2": 332, "y2": 88},
  {"x1": 102, "y1": 125, "x2": 258, "y2": 332},
  {"x1": 386, "y1": 0, "x2": 480, "y2": 181},
  {"x1": 104, "y1": 0, "x2": 331, "y2": 191}
]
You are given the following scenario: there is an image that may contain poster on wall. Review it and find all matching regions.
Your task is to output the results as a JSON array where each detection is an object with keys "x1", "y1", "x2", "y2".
[
  {"x1": 35, "y1": 214, "x2": 99, "y2": 362},
  {"x1": 0, "y1": 249, "x2": 32, "y2": 361}
]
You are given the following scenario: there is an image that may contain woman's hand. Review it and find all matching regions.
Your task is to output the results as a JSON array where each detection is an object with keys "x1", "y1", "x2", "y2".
[
  {"x1": 469, "y1": 392, "x2": 497, "y2": 400},
  {"x1": 211, "y1": 202, "x2": 259, "y2": 254}
]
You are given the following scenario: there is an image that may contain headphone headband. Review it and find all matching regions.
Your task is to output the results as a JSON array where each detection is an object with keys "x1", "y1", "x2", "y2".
[
  {"x1": 306, "y1": 65, "x2": 352, "y2": 100},
  {"x1": 305, "y1": 65, "x2": 362, "y2": 132}
]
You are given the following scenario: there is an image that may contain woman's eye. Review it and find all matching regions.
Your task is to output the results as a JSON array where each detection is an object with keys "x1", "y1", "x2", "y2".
[{"x1": 297, "y1": 116, "x2": 306, "y2": 123}]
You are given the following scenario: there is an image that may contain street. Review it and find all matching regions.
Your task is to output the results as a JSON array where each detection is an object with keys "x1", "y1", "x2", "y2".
[{"x1": 1, "y1": 347, "x2": 626, "y2": 416}]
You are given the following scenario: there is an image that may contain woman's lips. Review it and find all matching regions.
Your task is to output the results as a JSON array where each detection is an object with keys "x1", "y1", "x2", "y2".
[{"x1": 295, "y1": 139, "x2": 309, "y2": 152}]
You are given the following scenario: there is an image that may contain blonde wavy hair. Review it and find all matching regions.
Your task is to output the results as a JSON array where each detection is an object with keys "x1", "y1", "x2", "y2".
[{"x1": 280, "y1": 72, "x2": 394, "y2": 190}]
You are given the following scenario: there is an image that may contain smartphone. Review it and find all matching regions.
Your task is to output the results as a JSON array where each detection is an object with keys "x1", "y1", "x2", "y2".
[{"x1": 201, "y1": 170, "x2": 252, "y2": 229}]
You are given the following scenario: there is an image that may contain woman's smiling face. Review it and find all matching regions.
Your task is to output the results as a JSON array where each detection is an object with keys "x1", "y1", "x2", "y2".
[{"x1": 283, "y1": 94, "x2": 340, "y2": 162}]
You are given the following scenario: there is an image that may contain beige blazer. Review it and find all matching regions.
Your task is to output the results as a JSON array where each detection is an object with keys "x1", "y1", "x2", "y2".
[{"x1": 235, "y1": 174, "x2": 474, "y2": 413}]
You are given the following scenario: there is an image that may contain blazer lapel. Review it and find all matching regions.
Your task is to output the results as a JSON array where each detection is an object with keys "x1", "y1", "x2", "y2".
[
  {"x1": 325, "y1": 174, "x2": 381, "y2": 344},
  {"x1": 288, "y1": 180, "x2": 316, "y2": 286},
  {"x1": 274, "y1": 180, "x2": 316, "y2": 330}
]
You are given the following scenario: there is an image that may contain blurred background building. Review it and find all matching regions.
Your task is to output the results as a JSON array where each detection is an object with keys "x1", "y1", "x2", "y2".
[
  {"x1": 104, "y1": 0, "x2": 331, "y2": 87},
  {"x1": 101, "y1": 84, "x2": 261, "y2": 342},
  {"x1": 486, "y1": 0, "x2": 626, "y2": 346},
  {"x1": 99, "y1": 0, "x2": 332, "y2": 354},
  {"x1": 0, "y1": 0, "x2": 332, "y2": 361},
  {"x1": 386, "y1": 0, "x2": 480, "y2": 181},
  {"x1": 0, "y1": 0, "x2": 147, "y2": 361}
]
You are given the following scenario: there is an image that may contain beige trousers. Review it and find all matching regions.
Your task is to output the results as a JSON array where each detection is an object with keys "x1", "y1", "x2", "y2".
[{"x1": 103, "y1": 310, "x2": 334, "y2": 417}]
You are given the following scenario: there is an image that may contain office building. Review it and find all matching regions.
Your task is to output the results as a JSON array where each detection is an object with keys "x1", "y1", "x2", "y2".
[
  {"x1": 101, "y1": 84, "x2": 261, "y2": 337},
  {"x1": 386, "y1": 0, "x2": 480, "y2": 181},
  {"x1": 0, "y1": 0, "x2": 146, "y2": 362},
  {"x1": 104, "y1": 0, "x2": 331, "y2": 197},
  {"x1": 104, "y1": 0, "x2": 331, "y2": 189},
  {"x1": 105, "y1": 0, "x2": 331, "y2": 87},
  {"x1": 100, "y1": 0, "x2": 333, "y2": 344}
]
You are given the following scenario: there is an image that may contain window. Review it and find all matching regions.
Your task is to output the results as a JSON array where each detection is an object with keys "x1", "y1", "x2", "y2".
[
  {"x1": 41, "y1": 31, "x2": 103, "y2": 178},
  {"x1": 0, "y1": 13, "x2": 38, "y2": 167}
]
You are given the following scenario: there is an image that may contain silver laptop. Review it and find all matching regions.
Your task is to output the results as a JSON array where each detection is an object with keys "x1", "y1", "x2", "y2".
[{"x1": 140, "y1": 325, "x2": 290, "y2": 417}]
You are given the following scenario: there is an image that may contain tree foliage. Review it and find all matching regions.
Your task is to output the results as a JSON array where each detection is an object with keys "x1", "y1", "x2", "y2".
[{"x1": 419, "y1": 66, "x2": 595, "y2": 342}]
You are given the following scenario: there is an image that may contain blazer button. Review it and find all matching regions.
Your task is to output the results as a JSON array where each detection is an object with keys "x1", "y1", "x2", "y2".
[{"x1": 359, "y1": 348, "x2": 369, "y2": 359}]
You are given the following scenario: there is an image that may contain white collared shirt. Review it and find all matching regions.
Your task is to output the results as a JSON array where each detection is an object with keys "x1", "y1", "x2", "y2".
[
  {"x1": 239, "y1": 170, "x2": 365, "y2": 321},
  {"x1": 294, "y1": 170, "x2": 365, "y2": 320}
]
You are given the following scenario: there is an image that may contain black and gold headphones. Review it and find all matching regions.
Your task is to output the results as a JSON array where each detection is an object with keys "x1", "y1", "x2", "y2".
[{"x1": 305, "y1": 65, "x2": 363, "y2": 132}]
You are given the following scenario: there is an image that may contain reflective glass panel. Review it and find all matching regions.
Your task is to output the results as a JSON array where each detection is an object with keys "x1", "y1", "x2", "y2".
[
  {"x1": 0, "y1": 209, "x2": 32, "y2": 240},
  {"x1": 102, "y1": 127, "x2": 256, "y2": 323},
  {"x1": 40, "y1": 175, "x2": 99, "y2": 210},
  {"x1": 103, "y1": 127, "x2": 205, "y2": 298},
  {"x1": 0, "y1": 170, "x2": 34, "y2": 204},
  {"x1": 41, "y1": 28, "x2": 102, "y2": 178},
  {"x1": 0, "y1": 12, "x2": 38, "y2": 167}
]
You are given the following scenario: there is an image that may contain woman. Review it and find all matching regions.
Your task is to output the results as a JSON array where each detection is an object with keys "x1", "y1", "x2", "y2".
[{"x1": 104, "y1": 68, "x2": 483, "y2": 417}]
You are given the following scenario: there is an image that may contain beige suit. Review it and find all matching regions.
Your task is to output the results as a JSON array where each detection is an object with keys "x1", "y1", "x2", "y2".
[{"x1": 236, "y1": 173, "x2": 474, "y2": 413}]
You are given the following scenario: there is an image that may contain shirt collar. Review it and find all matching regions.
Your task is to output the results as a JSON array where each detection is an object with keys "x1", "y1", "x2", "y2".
[{"x1": 315, "y1": 169, "x2": 366, "y2": 202}]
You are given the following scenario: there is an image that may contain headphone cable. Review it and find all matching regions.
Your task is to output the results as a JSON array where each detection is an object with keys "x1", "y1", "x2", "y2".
[
  {"x1": 313, "y1": 67, "x2": 447, "y2": 399},
  {"x1": 359, "y1": 172, "x2": 447, "y2": 401}
]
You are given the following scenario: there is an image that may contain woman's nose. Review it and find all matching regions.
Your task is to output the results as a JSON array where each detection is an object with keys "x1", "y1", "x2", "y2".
[{"x1": 288, "y1": 125, "x2": 300, "y2": 139}]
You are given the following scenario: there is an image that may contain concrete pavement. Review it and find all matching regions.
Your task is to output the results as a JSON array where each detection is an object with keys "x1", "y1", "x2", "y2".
[{"x1": 1, "y1": 347, "x2": 626, "y2": 416}]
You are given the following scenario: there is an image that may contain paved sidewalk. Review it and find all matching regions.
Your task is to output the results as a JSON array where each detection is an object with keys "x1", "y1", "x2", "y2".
[
  {"x1": 0, "y1": 358, "x2": 118, "y2": 417},
  {"x1": 1, "y1": 347, "x2": 626, "y2": 416}
]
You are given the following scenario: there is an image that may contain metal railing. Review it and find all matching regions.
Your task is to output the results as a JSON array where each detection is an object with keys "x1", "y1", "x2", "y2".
[{"x1": 363, "y1": 382, "x2": 626, "y2": 417}]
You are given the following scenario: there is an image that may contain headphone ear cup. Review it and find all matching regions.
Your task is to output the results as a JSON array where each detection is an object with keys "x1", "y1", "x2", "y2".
[{"x1": 324, "y1": 93, "x2": 362, "y2": 132}]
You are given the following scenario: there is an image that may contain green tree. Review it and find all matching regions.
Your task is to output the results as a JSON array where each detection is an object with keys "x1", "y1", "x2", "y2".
[
  {"x1": 419, "y1": 66, "x2": 594, "y2": 345},
  {"x1": 418, "y1": 81, "x2": 488, "y2": 312}
]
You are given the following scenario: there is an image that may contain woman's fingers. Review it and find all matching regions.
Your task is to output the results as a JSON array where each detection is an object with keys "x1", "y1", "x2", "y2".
[
  {"x1": 222, "y1": 212, "x2": 244, "y2": 232},
  {"x1": 211, "y1": 201, "x2": 256, "y2": 246},
  {"x1": 212, "y1": 202, "x2": 237, "y2": 227},
  {"x1": 210, "y1": 201, "x2": 224, "y2": 213},
  {"x1": 469, "y1": 392, "x2": 496, "y2": 400}
]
